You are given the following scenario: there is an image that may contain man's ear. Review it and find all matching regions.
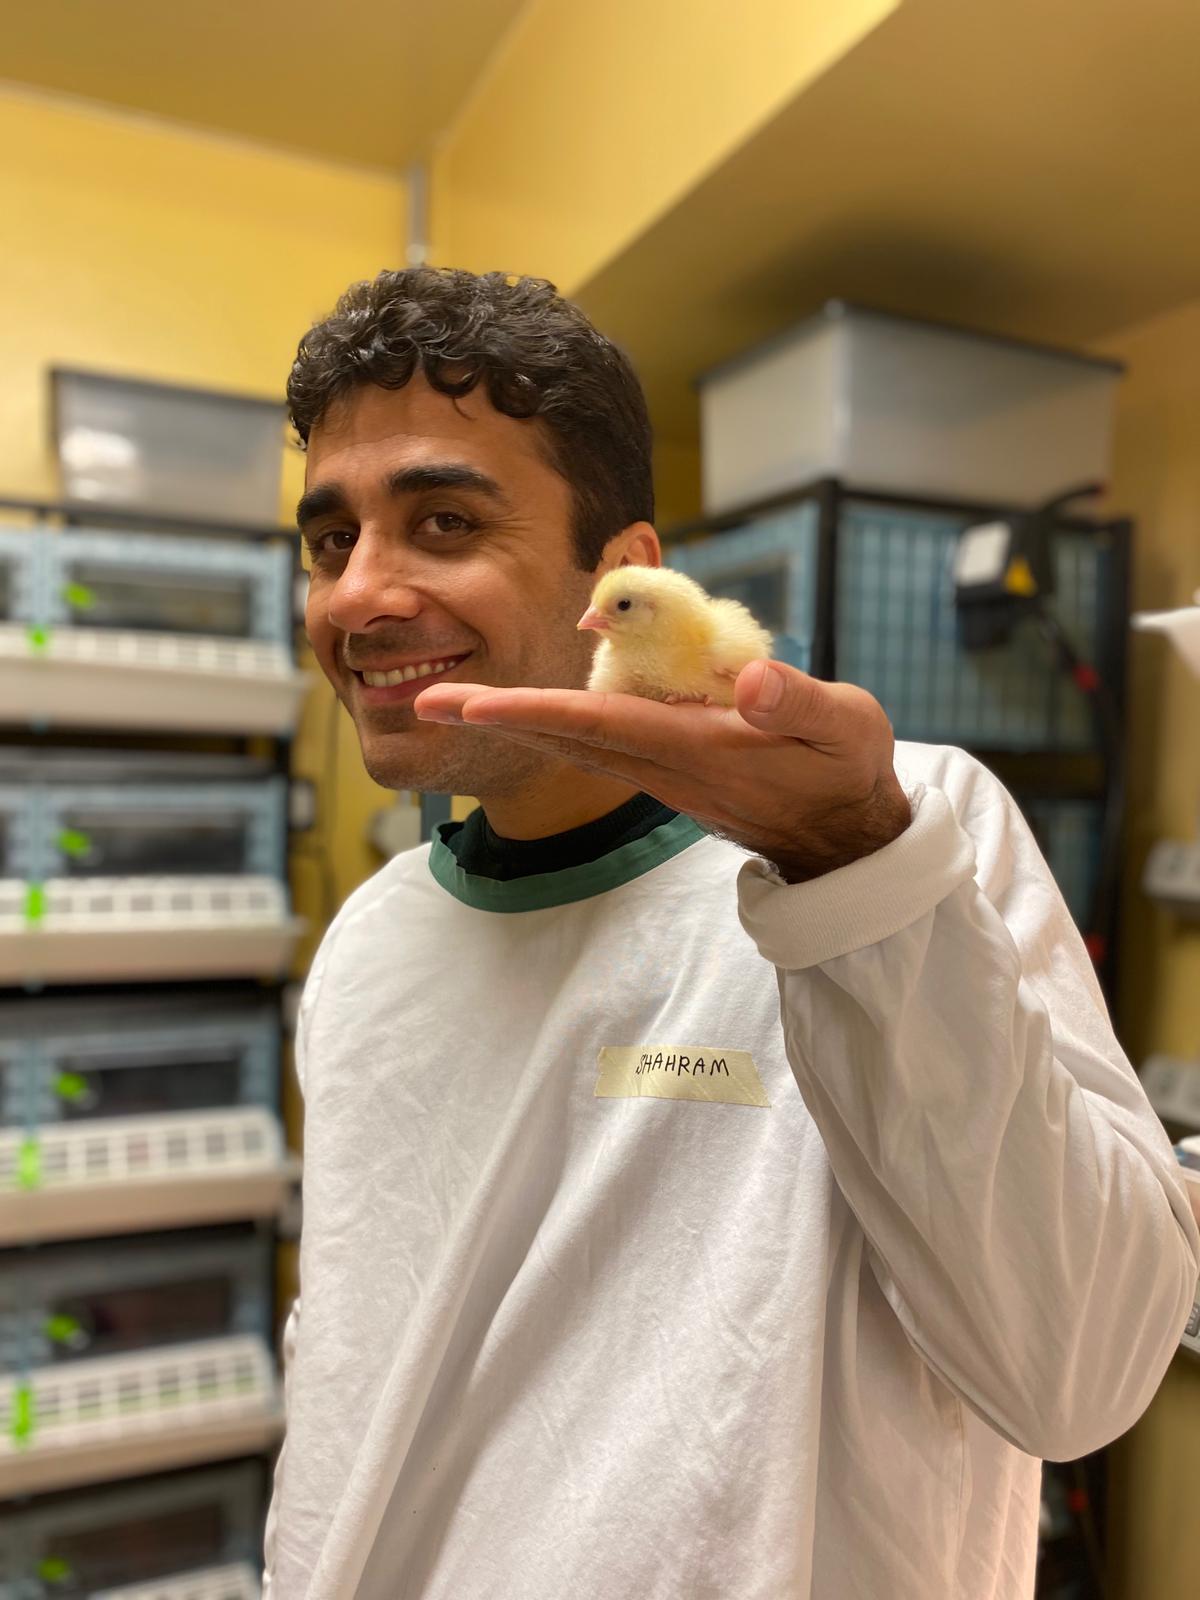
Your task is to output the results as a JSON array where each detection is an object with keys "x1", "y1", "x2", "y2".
[{"x1": 608, "y1": 522, "x2": 662, "y2": 572}]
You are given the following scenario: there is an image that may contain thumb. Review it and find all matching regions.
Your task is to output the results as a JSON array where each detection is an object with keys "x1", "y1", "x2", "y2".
[{"x1": 736, "y1": 660, "x2": 845, "y2": 744}]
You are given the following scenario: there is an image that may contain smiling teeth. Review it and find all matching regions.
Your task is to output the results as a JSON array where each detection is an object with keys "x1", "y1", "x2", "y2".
[{"x1": 361, "y1": 658, "x2": 462, "y2": 687}]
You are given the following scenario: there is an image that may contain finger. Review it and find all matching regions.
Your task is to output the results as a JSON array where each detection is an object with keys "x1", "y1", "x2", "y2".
[
  {"x1": 448, "y1": 718, "x2": 674, "y2": 791},
  {"x1": 415, "y1": 681, "x2": 760, "y2": 767},
  {"x1": 734, "y1": 661, "x2": 866, "y2": 746}
]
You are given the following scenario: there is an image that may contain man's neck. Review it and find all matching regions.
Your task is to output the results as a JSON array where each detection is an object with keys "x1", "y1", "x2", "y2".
[{"x1": 478, "y1": 770, "x2": 644, "y2": 841}]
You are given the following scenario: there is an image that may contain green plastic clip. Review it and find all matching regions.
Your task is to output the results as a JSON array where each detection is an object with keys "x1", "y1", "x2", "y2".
[
  {"x1": 54, "y1": 1071, "x2": 88, "y2": 1102},
  {"x1": 26, "y1": 624, "x2": 50, "y2": 653},
  {"x1": 37, "y1": 1556, "x2": 73, "y2": 1584},
  {"x1": 11, "y1": 1383, "x2": 33, "y2": 1447},
  {"x1": 23, "y1": 882, "x2": 46, "y2": 924},
  {"x1": 63, "y1": 582, "x2": 95, "y2": 610},
  {"x1": 57, "y1": 829, "x2": 92, "y2": 860},
  {"x1": 17, "y1": 1137, "x2": 41, "y2": 1190},
  {"x1": 44, "y1": 1313, "x2": 82, "y2": 1346}
]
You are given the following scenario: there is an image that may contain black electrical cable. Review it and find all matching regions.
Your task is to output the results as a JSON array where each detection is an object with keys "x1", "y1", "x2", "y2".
[{"x1": 1030, "y1": 598, "x2": 1126, "y2": 980}]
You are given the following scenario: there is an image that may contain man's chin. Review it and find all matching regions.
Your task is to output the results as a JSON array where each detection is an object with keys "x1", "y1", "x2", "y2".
[{"x1": 354, "y1": 716, "x2": 470, "y2": 795}]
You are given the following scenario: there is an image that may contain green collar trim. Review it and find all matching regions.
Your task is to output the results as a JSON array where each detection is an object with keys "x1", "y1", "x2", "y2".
[{"x1": 427, "y1": 811, "x2": 708, "y2": 913}]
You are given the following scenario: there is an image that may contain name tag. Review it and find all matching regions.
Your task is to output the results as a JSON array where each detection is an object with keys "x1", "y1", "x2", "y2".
[{"x1": 594, "y1": 1046, "x2": 770, "y2": 1108}]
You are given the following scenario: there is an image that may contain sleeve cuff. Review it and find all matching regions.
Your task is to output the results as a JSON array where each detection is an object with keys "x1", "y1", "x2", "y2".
[{"x1": 736, "y1": 780, "x2": 978, "y2": 969}]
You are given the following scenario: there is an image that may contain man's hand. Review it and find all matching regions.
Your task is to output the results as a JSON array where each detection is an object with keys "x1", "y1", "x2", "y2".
[{"x1": 414, "y1": 659, "x2": 911, "y2": 882}]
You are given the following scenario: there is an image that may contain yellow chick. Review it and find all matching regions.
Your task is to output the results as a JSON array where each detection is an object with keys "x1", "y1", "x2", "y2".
[{"x1": 577, "y1": 566, "x2": 773, "y2": 706}]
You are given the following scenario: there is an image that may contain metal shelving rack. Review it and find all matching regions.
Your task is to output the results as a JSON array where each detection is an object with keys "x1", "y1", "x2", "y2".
[{"x1": 0, "y1": 484, "x2": 306, "y2": 1597}]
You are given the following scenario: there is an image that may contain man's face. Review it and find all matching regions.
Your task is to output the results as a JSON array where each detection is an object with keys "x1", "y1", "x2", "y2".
[{"x1": 301, "y1": 377, "x2": 606, "y2": 796}]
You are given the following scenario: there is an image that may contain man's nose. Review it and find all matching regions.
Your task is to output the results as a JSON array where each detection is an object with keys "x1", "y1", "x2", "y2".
[{"x1": 325, "y1": 534, "x2": 422, "y2": 634}]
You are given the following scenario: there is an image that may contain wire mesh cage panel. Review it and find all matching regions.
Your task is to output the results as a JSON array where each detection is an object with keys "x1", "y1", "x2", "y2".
[
  {"x1": 835, "y1": 501, "x2": 1117, "y2": 750},
  {"x1": 1018, "y1": 796, "x2": 1104, "y2": 936},
  {"x1": 665, "y1": 501, "x2": 821, "y2": 672},
  {"x1": 0, "y1": 1458, "x2": 263, "y2": 1600},
  {"x1": 0, "y1": 993, "x2": 279, "y2": 1130}
]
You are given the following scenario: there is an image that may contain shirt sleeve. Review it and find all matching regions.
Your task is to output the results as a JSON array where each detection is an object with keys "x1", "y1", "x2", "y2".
[
  {"x1": 261, "y1": 1294, "x2": 300, "y2": 1596},
  {"x1": 262, "y1": 948, "x2": 318, "y2": 1592},
  {"x1": 736, "y1": 745, "x2": 1200, "y2": 1462}
]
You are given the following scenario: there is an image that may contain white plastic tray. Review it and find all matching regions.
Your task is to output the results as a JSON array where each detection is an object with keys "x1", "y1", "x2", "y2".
[
  {"x1": 0, "y1": 1335, "x2": 282, "y2": 1496},
  {"x1": 0, "y1": 1108, "x2": 299, "y2": 1244},
  {"x1": 0, "y1": 877, "x2": 303, "y2": 984},
  {"x1": 0, "y1": 623, "x2": 309, "y2": 736}
]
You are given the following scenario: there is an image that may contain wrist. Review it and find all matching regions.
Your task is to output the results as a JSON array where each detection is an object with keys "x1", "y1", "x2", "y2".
[{"x1": 767, "y1": 777, "x2": 912, "y2": 884}]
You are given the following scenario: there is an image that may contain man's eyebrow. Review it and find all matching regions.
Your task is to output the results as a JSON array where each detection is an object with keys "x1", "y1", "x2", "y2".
[
  {"x1": 384, "y1": 463, "x2": 511, "y2": 505},
  {"x1": 296, "y1": 483, "x2": 349, "y2": 530}
]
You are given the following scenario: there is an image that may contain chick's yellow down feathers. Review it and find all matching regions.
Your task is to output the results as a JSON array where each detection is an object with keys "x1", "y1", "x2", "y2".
[{"x1": 579, "y1": 566, "x2": 773, "y2": 707}]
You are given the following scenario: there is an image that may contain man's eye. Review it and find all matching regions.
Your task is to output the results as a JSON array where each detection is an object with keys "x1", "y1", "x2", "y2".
[
  {"x1": 310, "y1": 529, "x2": 356, "y2": 557},
  {"x1": 418, "y1": 512, "x2": 474, "y2": 537}
]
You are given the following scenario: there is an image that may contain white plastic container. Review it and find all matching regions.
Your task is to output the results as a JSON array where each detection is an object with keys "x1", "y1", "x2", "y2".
[
  {"x1": 52, "y1": 368, "x2": 286, "y2": 528},
  {"x1": 698, "y1": 302, "x2": 1124, "y2": 515}
]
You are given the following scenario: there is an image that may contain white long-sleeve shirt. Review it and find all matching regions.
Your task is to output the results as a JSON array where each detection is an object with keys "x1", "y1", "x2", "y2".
[{"x1": 264, "y1": 741, "x2": 1199, "y2": 1599}]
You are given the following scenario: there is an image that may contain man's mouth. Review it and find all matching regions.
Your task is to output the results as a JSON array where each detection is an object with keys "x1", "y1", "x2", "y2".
[{"x1": 348, "y1": 653, "x2": 473, "y2": 703}]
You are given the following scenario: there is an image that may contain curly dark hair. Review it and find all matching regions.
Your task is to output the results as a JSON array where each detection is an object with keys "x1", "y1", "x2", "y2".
[{"x1": 287, "y1": 267, "x2": 654, "y2": 571}]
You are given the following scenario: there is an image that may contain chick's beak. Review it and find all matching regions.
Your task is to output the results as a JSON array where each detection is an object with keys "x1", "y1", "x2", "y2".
[{"x1": 576, "y1": 605, "x2": 611, "y2": 632}]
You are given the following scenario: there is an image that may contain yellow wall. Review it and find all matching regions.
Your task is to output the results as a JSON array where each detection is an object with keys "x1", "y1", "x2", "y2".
[
  {"x1": 1093, "y1": 299, "x2": 1200, "y2": 1599},
  {"x1": 1096, "y1": 300, "x2": 1200, "y2": 1063},
  {"x1": 431, "y1": 0, "x2": 899, "y2": 296},
  {"x1": 0, "y1": 84, "x2": 407, "y2": 952}
]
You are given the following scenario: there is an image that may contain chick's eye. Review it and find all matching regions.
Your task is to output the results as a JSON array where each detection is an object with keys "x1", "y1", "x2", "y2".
[{"x1": 616, "y1": 598, "x2": 632, "y2": 611}]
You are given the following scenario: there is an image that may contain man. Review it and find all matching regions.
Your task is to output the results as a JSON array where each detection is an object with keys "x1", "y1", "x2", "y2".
[{"x1": 265, "y1": 267, "x2": 1198, "y2": 1599}]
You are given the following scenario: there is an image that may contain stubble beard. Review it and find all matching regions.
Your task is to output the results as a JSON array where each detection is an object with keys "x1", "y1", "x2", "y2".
[{"x1": 350, "y1": 620, "x2": 598, "y2": 800}]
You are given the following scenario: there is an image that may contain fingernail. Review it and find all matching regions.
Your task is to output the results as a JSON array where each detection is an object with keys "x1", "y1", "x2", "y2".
[
  {"x1": 416, "y1": 707, "x2": 462, "y2": 723},
  {"x1": 753, "y1": 663, "x2": 783, "y2": 712}
]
